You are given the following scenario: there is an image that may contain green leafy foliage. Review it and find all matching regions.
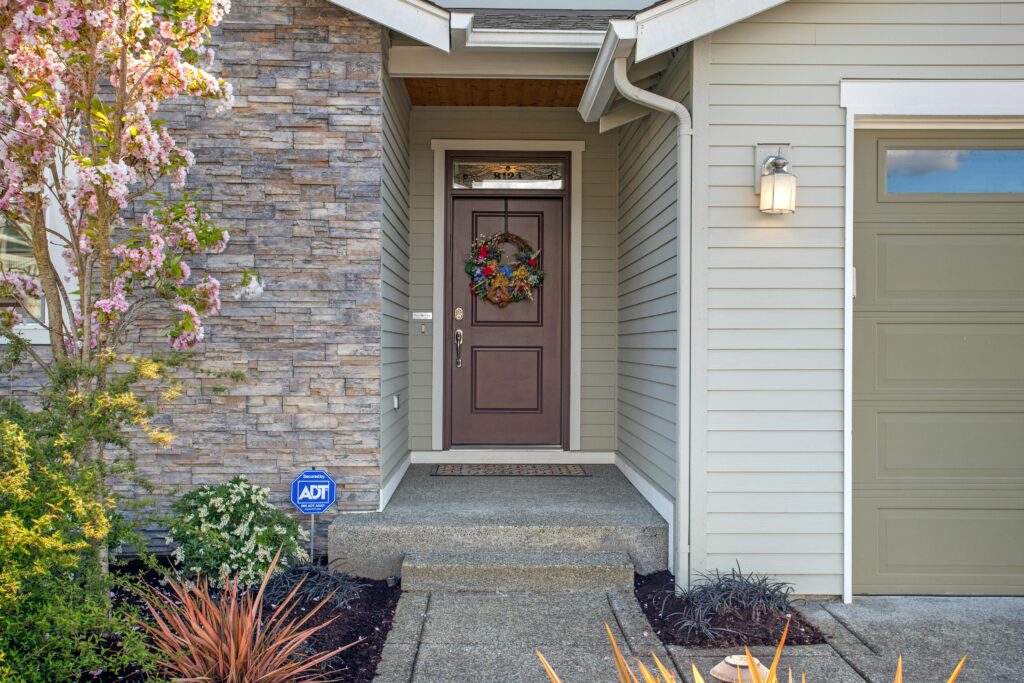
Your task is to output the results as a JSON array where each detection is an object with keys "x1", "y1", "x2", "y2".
[
  {"x1": 167, "y1": 476, "x2": 309, "y2": 586},
  {"x1": 0, "y1": 409, "x2": 155, "y2": 682}
]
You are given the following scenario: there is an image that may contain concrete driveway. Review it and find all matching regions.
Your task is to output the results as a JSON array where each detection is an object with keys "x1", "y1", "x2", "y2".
[{"x1": 799, "y1": 597, "x2": 1024, "y2": 682}]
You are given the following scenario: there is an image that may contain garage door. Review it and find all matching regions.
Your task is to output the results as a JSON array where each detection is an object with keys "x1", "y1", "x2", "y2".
[{"x1": 853, "y1": 130, "x2": 1024, "y2": 595}]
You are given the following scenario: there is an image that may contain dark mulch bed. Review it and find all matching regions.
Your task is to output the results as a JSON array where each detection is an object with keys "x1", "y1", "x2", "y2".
[
  {"x1": 83, "y1": 560, "x2": 401, "y2": 683},
  {"x1": 635, "y1": 571, "x2": 825, "y2": 648},
  {"x1": 298, "y1": 576, "x2": 401, "y2": 682}
]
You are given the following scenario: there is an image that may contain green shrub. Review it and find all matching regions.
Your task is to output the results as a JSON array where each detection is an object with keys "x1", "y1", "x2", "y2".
[
  {"x1": 167, "y1": 476, "x2": 309, "y2": 586},
  {"x1": 0, "y1": 572, "x2": 154, "y2": 683},
  {"x1": 0, "y1": 419, "x2": 155, "y2": 682}
]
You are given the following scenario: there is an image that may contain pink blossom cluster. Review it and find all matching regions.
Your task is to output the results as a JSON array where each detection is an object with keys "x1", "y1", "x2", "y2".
[
  {"x1": 113, "y1": 233, "x2": 167, "y2": 282},
  {"x1": 193, "y1": 276, "x2": 221, "y2": 315},
  {"x1": 100, "y1": 204, "x2": 227, "y2": 349},
  {"x1": 169, "y1": 302, "x2": 203, "y2": 351},
  {"x1": 0, "y1": 272, "x2": 43, "y2": 327}
]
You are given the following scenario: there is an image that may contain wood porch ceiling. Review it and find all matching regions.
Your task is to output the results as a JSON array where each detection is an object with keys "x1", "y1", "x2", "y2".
[{"x1": 404, "y1": 78, "x2": 586, "y2": 107}]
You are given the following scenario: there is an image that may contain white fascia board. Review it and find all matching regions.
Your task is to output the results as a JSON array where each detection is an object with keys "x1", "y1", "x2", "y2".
[
  {"x1": 577, "y1": 19, "x2": 637, "y2": 123},
  {"x1": 389, "y1": 45, "x2": 595, "y2": 78},
  {"x1": 462, "y1": 30, "x2": 598, "y2": 51},
  {"x1": 634, "y1": 0, "x2": 789, "y2": 62},
  {"x1": 465, "y1": 29, "x2": 604, "y2": 51},
  {"x1": 450, "y1": 11, "x2": 604, "y2": 51},
  {"x1": 449, "y1": 11, "x2": 472, "y2": 50},
  {"x1": 329, "y1": 0, "x2": 450, "y2": 52}
]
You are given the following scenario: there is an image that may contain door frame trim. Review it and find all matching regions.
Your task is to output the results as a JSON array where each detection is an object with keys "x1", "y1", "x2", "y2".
[
  {"x1": 430, "y1": 139, "x2": 586, "y2": 451},
  {"x1": 442, "y1": 152, "x2": 571, "y2": 449},
  {"x1": 840, "y1": 79, "x2": 1024, "y2": 603}
]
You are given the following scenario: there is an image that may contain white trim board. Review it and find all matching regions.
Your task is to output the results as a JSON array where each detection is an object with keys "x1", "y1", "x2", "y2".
[
  {"x1": 839, "y1": 79, "x2": 1024, "y2": 604},
  {"x1": 429, "y1": 139, "x2": 586, "y2": 452},
  {"x1": 410, "y1": 450, "x2": 614, "y2": 464},
  {"x1": 379, "y1": 453, "x2": 411, "y2": 511},
  {"x1": 615, "y1": 454, "x2": 675, "y2": 573}
]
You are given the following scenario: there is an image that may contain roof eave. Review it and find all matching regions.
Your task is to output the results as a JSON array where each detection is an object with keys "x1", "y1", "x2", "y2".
[
  {"x1": 577, "y1": 19, "x2": 637, "y2": 123},
  {"x1": 327, "y1": 0, "x2": 451, "y2": 52},
  {"x1": 634, "y1": 0, "x2": 790, "y2": 62}
]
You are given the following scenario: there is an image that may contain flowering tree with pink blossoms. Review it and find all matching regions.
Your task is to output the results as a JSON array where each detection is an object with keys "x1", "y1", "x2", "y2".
[
  {"x1": 0, "y1": 0, "x2": 237, "y2": 369},
  {"x1": 0, "y1": 0, "x2": 254, "y2": 586}
]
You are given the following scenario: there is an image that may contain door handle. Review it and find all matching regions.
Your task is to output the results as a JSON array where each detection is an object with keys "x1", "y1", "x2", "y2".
[{"x1": 454, "y1": 329, "x2": 463, "y2": 368}]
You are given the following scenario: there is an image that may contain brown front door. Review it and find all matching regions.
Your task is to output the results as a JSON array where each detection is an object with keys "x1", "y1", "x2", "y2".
[{"x1": 445, "y1": 195, "x2": 568, "y2": 447}]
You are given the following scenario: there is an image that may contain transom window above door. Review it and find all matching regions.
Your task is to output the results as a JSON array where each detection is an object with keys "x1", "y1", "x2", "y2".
[{"x1": 452, "y1": 160, "x2": 564, "y2": 190}]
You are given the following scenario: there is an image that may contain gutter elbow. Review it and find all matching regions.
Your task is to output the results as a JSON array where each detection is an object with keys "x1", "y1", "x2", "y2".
[{"x1": 611, "y1": 57, "x2": 691, "y2": 131}]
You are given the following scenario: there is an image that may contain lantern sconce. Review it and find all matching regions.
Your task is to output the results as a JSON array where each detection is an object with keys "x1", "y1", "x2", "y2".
[{"x1": 757, "y1": 150, "x2": 797, "y2": 215}]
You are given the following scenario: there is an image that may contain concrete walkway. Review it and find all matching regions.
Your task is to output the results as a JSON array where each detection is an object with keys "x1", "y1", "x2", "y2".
[
  {"x1": 374, "y1": 590, "x2": 672, "y2": 682},
  {"x1": 374, "y1": 594, "x2": 1024, "y2": 682},
  {"x1": 800, "y1": 597, "x2": 1024, "y2": 682}
]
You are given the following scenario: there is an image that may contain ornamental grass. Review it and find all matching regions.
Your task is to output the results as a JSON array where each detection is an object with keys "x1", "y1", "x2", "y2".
[{"x1": 139, "y1": 548, "x2": 357, "y2": 683}]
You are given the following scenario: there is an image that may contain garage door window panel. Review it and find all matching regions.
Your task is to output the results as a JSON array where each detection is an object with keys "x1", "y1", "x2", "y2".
[{"x1": 879, "y1": 139, "x2": 1024, "y2": 202}]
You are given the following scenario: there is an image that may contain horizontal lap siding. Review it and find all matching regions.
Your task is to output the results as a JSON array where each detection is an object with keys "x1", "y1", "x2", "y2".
[
  {"x1": 381, "y1": 72, "x2": 411, "y2": 484},
  {"x1": 617, "y1": 49, "x2": 692, "y2": 501},
  {"x1": 407, "y1": 108, "x2": 618, "y2": 451},
  {"x1": 698, "y1": 0, "x2": 1024, "y2": 595}
]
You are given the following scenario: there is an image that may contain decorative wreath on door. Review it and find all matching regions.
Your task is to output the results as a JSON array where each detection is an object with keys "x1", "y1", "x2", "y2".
[{"x1": 465, "y1": 232, "x2": 544, "y2": 307}]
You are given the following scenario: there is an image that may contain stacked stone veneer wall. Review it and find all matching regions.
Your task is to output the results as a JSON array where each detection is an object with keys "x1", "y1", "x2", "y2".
[
  {"x1": 0, "y1": 0, "x2": 389, "y2": 543},
  {"x1": 130, "y1": 0, "x2": 386, "y2": 529}
]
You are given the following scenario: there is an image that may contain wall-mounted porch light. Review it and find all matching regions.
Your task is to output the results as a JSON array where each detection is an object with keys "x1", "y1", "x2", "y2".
[{"x1": 758, "y1": 154, "x2": 797, "y2": 215}]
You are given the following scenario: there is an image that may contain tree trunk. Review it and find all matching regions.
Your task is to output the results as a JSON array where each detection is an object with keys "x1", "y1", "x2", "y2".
[{"x1": 29, "y1": 196, "x2": 65, "y2": 356}]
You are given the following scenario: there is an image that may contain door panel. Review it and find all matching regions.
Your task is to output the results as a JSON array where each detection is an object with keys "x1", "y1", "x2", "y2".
[
  {"x1": 446, "y1": 197, "x2": 566, "y2": 446},
  {"x1": 853, "y1": 130, "x2": 1024, "y2": 594}
]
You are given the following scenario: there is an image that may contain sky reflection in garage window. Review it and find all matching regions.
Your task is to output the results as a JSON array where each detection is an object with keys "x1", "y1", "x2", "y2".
[{"x1": 886, "y1": 148, "x2": 1024, "y2": 193}]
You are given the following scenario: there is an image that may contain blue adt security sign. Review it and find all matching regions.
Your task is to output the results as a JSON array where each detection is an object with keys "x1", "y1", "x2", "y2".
[{"x1": 290, "y1": 470, "x2": 336, "y2": 515}]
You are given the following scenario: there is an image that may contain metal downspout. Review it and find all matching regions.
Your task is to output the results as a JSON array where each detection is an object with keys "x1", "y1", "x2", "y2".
[{"x1": 612, "y1": 57, "x2": 694, "y2": 585}]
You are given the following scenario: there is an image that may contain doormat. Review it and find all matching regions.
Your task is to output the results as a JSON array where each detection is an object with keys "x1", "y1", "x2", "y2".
[{"x1": 430, "y1": 464, "x2": 590, "y2": 477}]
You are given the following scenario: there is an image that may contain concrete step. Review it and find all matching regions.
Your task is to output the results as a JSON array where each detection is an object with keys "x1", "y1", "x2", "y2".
[
  {"x1": 329, "y1": 521, "x2": 668, "y2": 579},
  {"x1": 401, "y1": 550, "x2": 635, "y2": 592}
]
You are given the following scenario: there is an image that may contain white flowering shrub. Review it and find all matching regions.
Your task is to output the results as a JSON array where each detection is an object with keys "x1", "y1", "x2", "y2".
[{"x1": 167, "y1": 476, "x2": 309, "y2": 586}]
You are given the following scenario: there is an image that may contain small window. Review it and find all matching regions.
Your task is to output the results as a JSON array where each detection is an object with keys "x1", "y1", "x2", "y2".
[
  {"x1": 885, "y1": 148, "x2": 1024, "y2": 194},
  {"x1": 453, "y1": 160, "x2": 564, "y2": 190},
  {"x1": 0, "y1": 221, "x2": 44, "y2": 321}
]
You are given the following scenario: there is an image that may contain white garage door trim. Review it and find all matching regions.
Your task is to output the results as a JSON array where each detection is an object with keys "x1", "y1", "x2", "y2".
[{"x1": 840, "y1": 80, "x2": 1024, "y2": 603}]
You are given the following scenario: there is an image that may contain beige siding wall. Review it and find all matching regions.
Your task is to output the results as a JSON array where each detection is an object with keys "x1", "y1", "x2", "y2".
[
  {"x1": 617, "y1": 49, "x2": 692, "y2": 501},
  {"x1": 691, "y1": 0, "x2": 1024, "y2": 594},
  {"x1": 381, "y1": 71, "x2": 412, "y2": 484},
  {"x1": 407, "y1": 107, "x2": 618, "y2": 451}
]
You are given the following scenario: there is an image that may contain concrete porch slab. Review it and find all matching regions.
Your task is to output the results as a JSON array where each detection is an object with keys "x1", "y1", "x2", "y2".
[{"x1": 329, "y1": 464, "x2": 669, "y2": 579}]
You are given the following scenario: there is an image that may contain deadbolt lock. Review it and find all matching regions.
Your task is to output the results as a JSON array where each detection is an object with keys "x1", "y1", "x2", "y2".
[{"x1": 454, "y1": 307, "x2": 464, "y2": 321}]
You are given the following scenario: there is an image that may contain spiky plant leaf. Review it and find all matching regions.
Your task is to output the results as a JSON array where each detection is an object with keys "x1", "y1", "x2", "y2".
[
  {"x1": 946, "y1": 656, "x2": 967, "y2": 683},
  {"x1": 536, "y1": 649, "x2": 563, "y2": 683},
  {"x1": 139, "y1": 548, "x2": 358, "y2": 682}
]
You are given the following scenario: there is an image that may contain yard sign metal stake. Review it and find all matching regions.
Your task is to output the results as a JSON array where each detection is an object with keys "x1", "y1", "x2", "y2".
[{"x1": 290, "y1": 469, "x2": 336, "y2": 560}]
